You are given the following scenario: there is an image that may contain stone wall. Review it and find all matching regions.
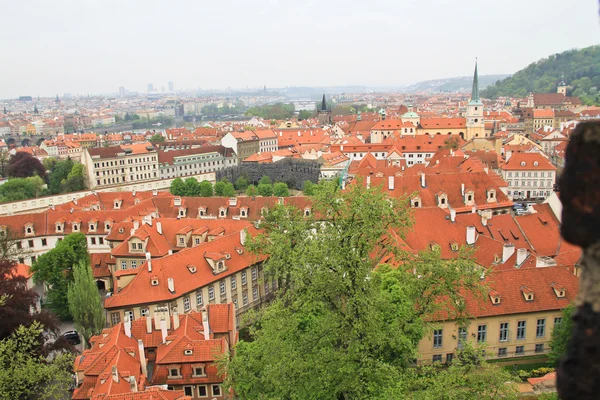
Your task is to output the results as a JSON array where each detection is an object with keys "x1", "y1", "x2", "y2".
[{"x1": 217, "y1": 158, "x2": 321, "y2": 190}]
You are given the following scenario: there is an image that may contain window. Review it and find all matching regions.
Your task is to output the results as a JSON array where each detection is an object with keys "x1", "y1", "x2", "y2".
[
  {"x1": 433, "y1": 329, "x2": 443, "y2": 348},
  {"x1": 197, "y1": 385, "x2": 207, "y2": 397},
  {"x1": 554, "y1": 317, "x2": 562, "y2": 326},
  {"x1": 169, "y1": 368, "x2": 179, "y2": 377},
  {"x1": 194, "y1": 367, "x2": 205, "y2": 376},
  {"x1": 241, "y1": 271, "x2": 247, "y2": 285},
  {"x1": 517, "y1": 321, "x2": 526, "y2": 340},
  {"x1": 121, "y1": 260, "x2": 127, "y2": 270},
  {"x1": 184, "y1": 296, "x2": 191, "y2": 312},
  {"x1": 535, "y1": 344, "x2": 545, "y2": 353},
  {"x1": 41, "y1": 238, "x2": 47, "y2": 246},
  {"x1": 516, "y1": 346, "x2": 524, "y2": 355},
  {"x1": 208, "y1": 286, "x2": 214, "y2": 301},
  {"x1": 231, "y1": 276, "x2": 236, "y2": 290},
  {"x1": 179, "y1": 237, "x2": 185, "y2": 245},
  {"x1": 233, "y1": 297, "x2": 238, "y2": 309},
  {"x1": 220, "y1": 281, "x2": 226, "y2": 295},
  {"x1": 111, "y1": 312, "x2": 120, "y2": 326},
  {"x1": 91, "y1": 237, "x2": 96, "y2": 245},
  {"x1": 243, "y1": 292, "x2": 248, "y2": 306},
  {"x1": 253, "y1": 286, "x2": 258, "y2": 300},
  {"x1": 457, "y1": 327, "x2": 467, "y2": 349},
  {"x1": 432, "y1": 354, "x2": 442, "y2": 363},
  {"x1": 184, "y1": 387, "x2": 193, "y2": 397},
  {"x1": 140, "y1": 308, "x2": 149, "y2": 317},
  {"x1": 499, "y1": 322, "x2": 509, "y2": 342},
  {"x1": 194, "y1": 237, "x2": 201, "y2": 245},
  {"x1": 99, "y1": 238, "x2": 104, "y2": 245},
  {"x1": 131, "y1": 260, "x2": 137, "y2": 269},
  {"x1": 536, "y1": 319, "x2": 546, "y2": 338},
  {"x1": 498, "y1": 347, "x2": 508, "y2": 357},
  {"x1": 251, "y1": 267, "x2": 257, "y2": 281},
  {"x1": 446, "y1": 353, "x2": 454, "y2": 364},
  {"x1": 212, "y1": 385, "x2": 221, "y2": 397},
  {"x1": 477, "y1": 325, "x2": 487, "y2": 343},
  {"x1": 196, "y1": 291, "x2": 203, "y2": 306}
]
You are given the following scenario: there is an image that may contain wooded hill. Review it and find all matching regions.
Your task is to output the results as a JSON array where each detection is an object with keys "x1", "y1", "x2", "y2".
[{"x1": 481, "y1": 45, "x2": 600, "y2": 105}]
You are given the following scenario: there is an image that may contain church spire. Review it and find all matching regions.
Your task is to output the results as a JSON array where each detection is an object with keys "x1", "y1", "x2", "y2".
[
  {"x1": 470, "y1": 59, "x2": 480, "y2": 103},
  {"x1": 321, "y1": 94, "x2": 327, "y2": 111}
]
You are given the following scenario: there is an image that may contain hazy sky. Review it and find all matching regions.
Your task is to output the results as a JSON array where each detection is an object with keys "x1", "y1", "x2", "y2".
[{"x1": 1, "y1": 0, "x2": 598, "y2": 98}]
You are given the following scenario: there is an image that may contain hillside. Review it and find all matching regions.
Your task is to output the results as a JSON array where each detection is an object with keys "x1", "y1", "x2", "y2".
[
  {"x1": 403, "y1": 74, "x2": 508, "y2": 93},
  {"x1": 481, "y1": 45, "x2": 600, "y2": 105}
]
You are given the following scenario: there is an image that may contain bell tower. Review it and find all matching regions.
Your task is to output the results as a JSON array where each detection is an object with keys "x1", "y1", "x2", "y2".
[
  {"x1": 317, "y1": 94, "x2": 332, "y2": 126},
  {"x1": 557, "y1": 73, "x2": 567, "y2": 95},
  {"x1": 465, "y1": 59, "x2": 485, "y2": 140}
]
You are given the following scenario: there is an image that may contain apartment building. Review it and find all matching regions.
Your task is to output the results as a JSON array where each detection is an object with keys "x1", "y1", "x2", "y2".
[
  {"x1": 104, "y1": 228, "x2": 272, "y2": 330},
  {"x1": 82, "y1": 143, "x2": 159, "y2": 189},
  {"x1": 73, "y1": 303, "x2": 235, "y2": 400},
  {"x1": 501, "y1": 152, "x2": 557, "y2": 200},
  {"x1": 157, "y1": 146, "x2": 237, "y2": 180},
  {"x1": 418, "y1": 266, "x2": 578, "y2": 364},
  {"x1": 220, "y1": 131, "x2": 260, "y2": 160}
]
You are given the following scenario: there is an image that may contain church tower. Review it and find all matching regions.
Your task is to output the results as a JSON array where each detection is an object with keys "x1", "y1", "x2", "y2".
[
  {"x1": 317, "y1": 94, "x2": 332, "y2": 126},
  {"x1": 465, "y1": 60, "x2": 485, "y2": 140},
  {"x1": 557, "y1": 73, "x2": 567, "y2": 95}
]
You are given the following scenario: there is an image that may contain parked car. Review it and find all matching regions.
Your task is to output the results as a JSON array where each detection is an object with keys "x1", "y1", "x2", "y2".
[{"x1": 62, "y1": 330, "x2": 81, "y2": 345}]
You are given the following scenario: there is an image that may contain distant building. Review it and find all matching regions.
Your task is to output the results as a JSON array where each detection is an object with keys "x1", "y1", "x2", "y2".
[
  {"x1": 317, "y1": 94, "x2": 332, "y2": 126},
  {"x1": 119, "y1": 86, "x2": 125, "y2": 97},
  {"x1": 501, "y1": 152, "x2": 557, "y2": 200},
  {"x1": 168, "y1": 81, "x2": 174, "y2": 92},
  {"x1": 147, "y1": 83, "x2": 154, "y2": 93}
]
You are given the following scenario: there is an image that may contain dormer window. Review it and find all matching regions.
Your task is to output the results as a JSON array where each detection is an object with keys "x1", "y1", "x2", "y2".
[
  {"x1": 436, "y1": 192, "x2": 448, "y2": 208},
  {"x1": 429, "y1": 242, "x2": 440, "y2": 251},
  {"x1": 304, "y1": 208, "x2": 311, "y2": 217},
  {"x1": 105, "y1": 222, "x2": 112, "y2": 231},
  {"x1": 184, "y1": 349, "x2": 193, "y2": 356},
  {"x1": 450, "y1": 242, "x2": 459, "y2": 252},
  {"x1": 261, "y1": 207, "x2": 268, "y2": 217},
  {"x1": 178, "y1": 237, "x2": 185, "y2": 246},
  {"x1": 533, "y1": 161, "x2": 539, "y2": 166},
  {"x1": 489, "y1": 290, "x2": 501, "y2": 305},
  {"x1": 119, "y1": 228, "x2": 124, "y2": 234},
  {"x1": 89, "y1": 223, "x2": 96, "y2": 232},
  {"x1": 24, "y1": 224, "x2": 34, "y2": 236},
  {"x1": 151, "y1": 276, "x2": 159, "y2": 286},
  {"x1": 521, "y1": 286, "x2": 534, "y2": 301},
  {"x1": 72, "y1": 223, "x2": 79, "y2": 232},
  {"x1": 240, "y1": 207, "x2": 248, "y2": 218},
  {"x1": 494, "y1": 254, "x2": 501, "y2": 263},
  {"x1": 487, "y1": 189, "x2": 496, "y2": 201},
  {"x1": 520, "y1": 161, "x2": 526, "y2": 166},
  {"x1": 552, "y1": 283, "x2": 566, "y2": 298},
  {"x1": 217, "y1": 261, "x2": 224, "y2": 271},
  {"x1": 193, "y1": 366, "x2": 205, "y2": 377},
  {"x1": 411, "y1": 197, "x2": 421, "y2": 208},
  {"x1": 56, "y1": 223, "x2": 63, "y2": 232},
  {"x1": 219, "y1": 207, "x2": 226, "y2": 218},
  {"x1": 187, "y1": 265, "x2": 197, "y2": 274},
  {"x1": 114, "y1": 201, "x2": 121, "y2": 209}
]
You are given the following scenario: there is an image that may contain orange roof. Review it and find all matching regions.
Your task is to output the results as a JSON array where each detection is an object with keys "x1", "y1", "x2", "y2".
[
  {"x1": 419, "y1": 117, "x2": 466, "y2": 130},
  {"x1": 502, "y1": 153, "x2": 556, "y2": 171}
]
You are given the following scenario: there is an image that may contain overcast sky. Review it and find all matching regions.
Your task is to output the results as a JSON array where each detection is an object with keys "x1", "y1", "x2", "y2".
[{"x1": 1, "y1": 0, "x2": 598, "y2": 98}]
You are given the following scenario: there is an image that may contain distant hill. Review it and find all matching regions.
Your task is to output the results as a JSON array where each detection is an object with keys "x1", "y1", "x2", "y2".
[
  {"x1": 481, "y1": 45, "x2": 600, "y2": 105},
  {"x1": 403, "y1": 75, "x2": 509, "y2": 93}
]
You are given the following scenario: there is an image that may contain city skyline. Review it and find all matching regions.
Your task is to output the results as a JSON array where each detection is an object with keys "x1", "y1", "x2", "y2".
[{"x1": 0, "y1": 0, "x2": 598, "y2": 99}]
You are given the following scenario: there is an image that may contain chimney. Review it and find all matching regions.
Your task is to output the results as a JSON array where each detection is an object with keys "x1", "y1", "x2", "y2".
[
  {"x1": 137, "y1": 339, "x2": 148, "y2": 376},
  {"x1": 466, "y1": 226, "x2": 476, "y2": 245},
  {"x1": 502, "y1": 243, "x2": 515, "y2": 263},
  {"x1": 388, "y1": 176, "x2": 394, "y2": 191},
  {"x1": 461, "y1": 183, "x2": 465, "y2": 196},
  {"x1": 124, "y1": 315, "x2": 132, "y2": 338},
  {"x1": 172, "y1": 311, "x2": 180, "y2": 330},
  {"x1": 420, "y1": 173, "x2": 426, "y2": 188},
  {"x1": 202, "y1": 307, "x2": 210, "y2": 341},
  {"x1": 133, "y1": 220, "x2": 140, "y2": 230},
  {"x1": 129, "y1": 376, "x2": 138, "y2": 393},
  {"x1": 450, "y1": 208, "x2": 456, "y2": 223},
  {"x1": 156, "y1": 221, "x2": 162, "y2": 235},
  {"x1": 366, "y1": 176, "x2": 371, "y2": 189},
  {"x1": 132, "y1": 190, "x2": 136, "y2": 197},
  {"x1": 152, "y1": 189, "x2": 158, "y2": 196},
  {"x1": 240, "y1": 229, "x2": 247, "y2": 246},
  {"x1": 516, "y1": 248, "x2": 528, "y2": 267},
  {"x1": 112, "y1": 366, "x2": 119, "y2": 383},
  {"x1": 167, "y1": 277, "x2": 175, "y2": 293},
  {"x1": 160, "y1": 318, "x2": 168, "y2": 344},
  {"x1": 145, "y1": 315, "x2": 152, "y2": 334},
  {"x1": 146, "y1": 252, "x2": 152, "y2": 272},
  {"x1": 168, "y1": 249, "x2": 173, "y2": 255},
  {"x1": 481, "y1": 214, "x2": 488, "y2": 226},
  {"x1": 130, "y1": 228, "x2": 136, "y2": 236}
]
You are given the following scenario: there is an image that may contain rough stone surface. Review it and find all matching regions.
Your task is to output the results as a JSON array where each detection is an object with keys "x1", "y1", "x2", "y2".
[
  {"x1": 557, "y1": 121, "x2": 600, "y2": 400},
  {"x1": 217, "y1": 158, "x2": 321, "y2": 190}
]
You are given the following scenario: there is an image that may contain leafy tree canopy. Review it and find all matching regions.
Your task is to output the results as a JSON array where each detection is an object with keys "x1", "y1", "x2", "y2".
[
  {"x1": 226, "y1": 181, "x2": 493, "y2": 399},
  {"x1": 235, "y1": 176, "x2": 249, "y2": 191},
  {"x1": 68, "y1": 261, "x2": 105, "y2": 348},
  {"x1": 31, "y1": 233, "x2": 89, "y2": 320},
  {"x1": 245, "y1": 185, "x2": 257, "y2": 196},
  {"x1": 246, "y1": 103, "x2": 295, "y2": 120},
  {"x1": 273, "y1": 182, "x2": 289, "y2": 197},
  {"x1": 257, "y1": 183, "x2": 273, "y2": 197},
  {"x1": 548, "y1": 303, "x2": 575, "y2": 366},
  {"x1": 199, "y1": 180, "x2": 214, "y2": 197},
  {"x1": 7, "y1": 152, "x2": 46, "y2": 179}
]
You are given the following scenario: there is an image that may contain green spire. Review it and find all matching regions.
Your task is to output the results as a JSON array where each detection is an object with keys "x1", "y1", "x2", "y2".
[{"x1": 470, "y1": 59, "x2": 480, "y2": 103}]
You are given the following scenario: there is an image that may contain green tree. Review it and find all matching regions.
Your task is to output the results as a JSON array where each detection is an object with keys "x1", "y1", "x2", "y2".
[
  {"x1": 245, "y1": 185, "x2": 257, "y2": 196},
  {"x1": 68, "y1": 261, "x2": 105, "y2": 348},
  {"x1": 298, "y1": 110, "x2": 314, "y2": 120},
  {"x1": 548, "y1": 303, "x2": 575, "y2": 366},
  {"x1": 273, "y1": 182, "x2": 289, "y2": 197},
  {"x1": 7, "y1": 152, "x2": 46, "y2": 179},
  {"x1": 0, "y1": 322, "x2": 74, "y2": 400},
  {"x1": 226, "y1": 180, "x2": 487, "y2": 399},
  {"x1": 259, "y1": 175, "x2": 272, "y2": 185},
  {"x1": 47, "y1": 158, "x2": 74, "y2": 194},
  {"x1": 183, "y1": 178, "x2": 200, "y2": 196},
  {"x1": 0, "y1": 176, "x2": 46, "y2": 203},
  {"x1": 235, "y1": 176, "x2": 249, "y2": 191},
  {"x1": 199, "y1": 180, "x2": 214, "y2": 197},
  {"x1": 214, "y1": 181, "x2": 226, "y2": 196},
  {"x1": 62, "y1": 163, "x2": 85, "y2": 192},
  {"x1": 222, "y1": 182, "x2": 236, "y2": 197},
  {"x1": 257, "y1": 183, "x2": 273, "y2": 196},
  {"x1": 30, "y1": 233, "x2": 89, "y2": 320},
  {"x1": 302, "y1": 180, "x2": 315, "y2": 196},
  {"x1": 170, "y1": 177, "x2": 185, "y2": 196},
  {"x1": 149, "y1": 134, "x2": 165, "y2": 143}
]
